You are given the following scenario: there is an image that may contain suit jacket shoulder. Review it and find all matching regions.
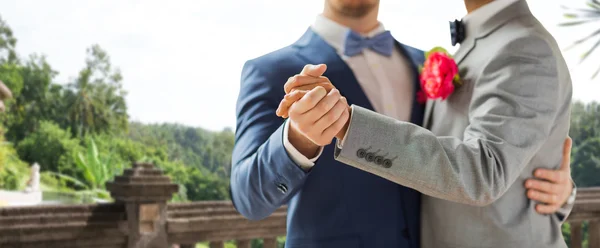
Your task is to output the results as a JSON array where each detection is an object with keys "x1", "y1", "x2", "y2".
[{"x1": 399, "y1": 43, "x2": 425, "y2": 67}]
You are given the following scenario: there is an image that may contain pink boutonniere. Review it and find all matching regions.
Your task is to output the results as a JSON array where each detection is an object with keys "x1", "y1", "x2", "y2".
[{"x1": 417, "y1": 47, "x2": 462, "y2": 104}]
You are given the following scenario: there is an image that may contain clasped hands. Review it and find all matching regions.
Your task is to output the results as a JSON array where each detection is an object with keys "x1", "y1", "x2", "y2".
[
  {"x1": 276, "y1": 64, "x2": 349, "y2": 153},
  {"x1": 275, "y1": 64, "x2": 574, "y2": 215}
]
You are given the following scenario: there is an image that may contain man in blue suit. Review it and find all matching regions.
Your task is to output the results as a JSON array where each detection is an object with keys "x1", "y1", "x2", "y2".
[{"x1": 230, "y1": 0, "x2": 575, "y2": 247}]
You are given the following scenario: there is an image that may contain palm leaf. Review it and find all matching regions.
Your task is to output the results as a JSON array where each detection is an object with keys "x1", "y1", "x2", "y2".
[
  {"x1": 558, "y1": 18, "x2": 600, "y2": 26},
  {"x1": 89, "y1": 138, "x2": 106, "y2": 187},
  {"x1": 592, "y1": 66, "x2": 600, "y2": 78},
  {"x1": 564, "y1": 28, "x2": 600, "y2": 51},
  {"x1": 561, "y1": 4, "x2": 600, "y2": 13},
  {"x1": 42, "y1": 171, "x2": 89, "y2": 189},
  {"x1": 580, "y1": 38, "x2": 600, "y2": 62},
  {"x1": 74, "y1": 152, "x2": 96, "y2": 188},
  {"x1": 560, "y1": 2, "x2": 600, "y2": 79},
  {"x1": 589, "y1": 1, "x2": 600, "y2": 10},
  {"x1": 563, "y1": 12, "x2": 600, "y2": 18},
  {"x1": 85, "y1": 138, "x2": 101, "y2": 188}
]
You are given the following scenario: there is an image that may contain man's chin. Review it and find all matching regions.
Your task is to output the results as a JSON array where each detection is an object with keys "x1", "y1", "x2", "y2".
[
  {"x1": 338, "y1": 8, "x2": 373, "y2": 18},
  {"x1": 329, "y1": 0, "x2": 379, "y2": 18}
]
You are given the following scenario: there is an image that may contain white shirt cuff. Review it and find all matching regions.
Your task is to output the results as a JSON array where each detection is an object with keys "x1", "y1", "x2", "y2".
[{"x1": 283, "y1": 120, "x2": 322, "y2": 171}]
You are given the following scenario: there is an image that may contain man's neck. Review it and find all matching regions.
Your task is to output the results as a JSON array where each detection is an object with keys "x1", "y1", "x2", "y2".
[
  {"x1": 464, "y1": 0, "x2": 494, "y2": 14},
  {"x1": 322, "y1": 6, "x2": 380, "y2": 34}
]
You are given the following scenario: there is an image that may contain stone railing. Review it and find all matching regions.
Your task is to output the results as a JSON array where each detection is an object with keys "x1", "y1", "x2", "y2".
[
  {"x1": 168, "y1": 202, "x2": 285, "y2": 248},
  {"x1": 567, "y1": 187, "x2": 600, "y2": 248},
  {"x1": 0, "y1": 163, "x2": 598, "y2": 248},
  {"x1": 0, "y1": 163, "x2": 284, "y2": 248}
]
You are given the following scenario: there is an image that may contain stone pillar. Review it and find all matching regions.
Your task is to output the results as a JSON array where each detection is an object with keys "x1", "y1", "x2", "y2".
[
  {"x1": 570, "y1": 222, "x2": 582, "y2": 248},
  {"x1": 236, "y1": 240, "x2": 251, "y2": 248},
  {"x1": 106, "y1": 163, "x2": 178, "y2": 248},
  {"x1": 263, "y1": 238, "x2": 278, "y2": 248},
  {"x1": 209, "y1": 241, "x2": 224, "y2": 248},
  {"x1": 589, "y1": 221, "x2": 600, "y2": 248}
]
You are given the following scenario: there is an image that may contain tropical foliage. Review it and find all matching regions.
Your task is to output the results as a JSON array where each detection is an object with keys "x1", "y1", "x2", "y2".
[
  {"x1": 560, "y1": 0, "x2": 600, "y2": 78},
  {"x1": 0, "y1": 15, "x2": 232, "y2": 203},
  {"x1": 0, "y1": 9, "x2": 598, "y2": 247}
]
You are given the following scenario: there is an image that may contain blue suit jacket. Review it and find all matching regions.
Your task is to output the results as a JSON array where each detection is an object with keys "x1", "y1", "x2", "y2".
[{"x1": 231, "y1": 28, "x2": 425, "y2": 248}]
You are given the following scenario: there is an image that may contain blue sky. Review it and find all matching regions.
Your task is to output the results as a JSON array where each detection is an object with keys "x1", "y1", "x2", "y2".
[{"x1": 1, "y1": 0, "x2": 598, "y2": 131}]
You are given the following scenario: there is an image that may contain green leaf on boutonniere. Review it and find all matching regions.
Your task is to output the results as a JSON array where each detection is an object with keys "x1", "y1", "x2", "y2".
[
  {"x1": 425, "y1": 46, "x2": 451, "y2": 58},
  {"x1": 453, "y1": 73, "x2": 462, "y2": 86},
  {"x1": 418, "y1": 65, "x2": 423, "y2": 73}
]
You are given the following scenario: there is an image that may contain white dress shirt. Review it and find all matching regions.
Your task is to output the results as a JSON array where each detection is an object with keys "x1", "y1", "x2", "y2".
[{"x1": 283, "y1": 15, "x2": 414, "y2": 170}]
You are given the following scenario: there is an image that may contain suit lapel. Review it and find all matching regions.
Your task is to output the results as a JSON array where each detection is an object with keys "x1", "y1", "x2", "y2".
[
  {"x1": 294, "y1": 28, "x2": 375, "y2": 111},
  {"x1": 423, "y1": 100, "x2": 435, "y2": 129},
  {"x1": 454, "y1": 38, "x2": 476, "y2": 65}
]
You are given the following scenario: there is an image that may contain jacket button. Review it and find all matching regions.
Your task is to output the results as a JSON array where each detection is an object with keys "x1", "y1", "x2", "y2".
[
  {"x1": 374, "y1": 156, "x2": 384, "y2": 165},
  {"x1": 365, "y1": 153, "x2": 375, "y2": 162},
  {"x1": 382, "y1": 159, "x2": 392, "y2": 168},
  {"x1": 277, "y1": 183, "x2": 288, "y2": 194},
  {"x1": 356, "y1": 149, "x2": 367, "y2": 158}
]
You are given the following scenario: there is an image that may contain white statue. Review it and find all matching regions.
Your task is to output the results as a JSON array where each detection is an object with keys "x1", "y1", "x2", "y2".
[{"x1": 24, "y1": 163, "x2": 40, "y2": 193}]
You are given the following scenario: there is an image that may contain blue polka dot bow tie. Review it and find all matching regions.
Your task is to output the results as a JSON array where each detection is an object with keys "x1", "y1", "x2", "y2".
[{"x1": 343, "y1": 30, "x2": 394, "y2": 57}]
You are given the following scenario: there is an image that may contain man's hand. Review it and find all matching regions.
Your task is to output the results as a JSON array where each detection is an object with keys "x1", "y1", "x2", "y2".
[
  {"x1": 276, "y1": 64, "x2": 336, "y2": 118},
  {"x1": 525, "y1": 137, "x2": 574, "y2": 214},
  {"x1": 288, "y1": 87, "x2": 349, "y2": 147},
  {"x1": 286, "y1": 64, "x2": 350, "y2": 155},
  {"x1": 276, "y1": 78, "x2": 334, "y2": 118}
]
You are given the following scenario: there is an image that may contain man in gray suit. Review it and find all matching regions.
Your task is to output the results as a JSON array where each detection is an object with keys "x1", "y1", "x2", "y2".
[{"x1": 283, "y1": 0, "x2": 573, "y2": 247}]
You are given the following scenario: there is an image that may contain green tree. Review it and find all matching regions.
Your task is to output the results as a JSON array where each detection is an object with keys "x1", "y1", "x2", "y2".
[
  {"x1": 569, "y1": 102, "x2": 600, "y2": 188},
  {"x1": 66, "y1": 45, "x2": 128, "y2": 137},
  {"x1": 0, "y1": 16, "x2": 18, "y2": 64},
  {"x1": 4, "y1": 55, "x2": 58, "y2": 142},
  {"x1": 0, "y1": 126, "x2": 29, "y2": 190},
  {"x1": 16, "y1": 121, "x2": 81, "y2": 174}
]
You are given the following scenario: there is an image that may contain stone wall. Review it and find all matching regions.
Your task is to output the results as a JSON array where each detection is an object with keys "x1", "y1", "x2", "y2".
[
  {"x1": 0, "y1": 163, "x2": 285, "y2": 248},
  {"x1": 0, "y1": 163, "x2": 598, "y2": 248}
]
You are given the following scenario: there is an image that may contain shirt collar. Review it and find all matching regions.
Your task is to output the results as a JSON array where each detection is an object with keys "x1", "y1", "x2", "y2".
[{"x1": 310, "y1": 14, "x2": 387, "y2": 53}]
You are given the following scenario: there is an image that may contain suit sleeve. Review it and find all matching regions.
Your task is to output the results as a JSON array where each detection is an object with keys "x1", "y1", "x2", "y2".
[
  {"x1": 230, "y1": 60, "x2": 310, "y2": 220},
  {"x1": 334, "y1": 36, "x2": 570, "y2": 206}
]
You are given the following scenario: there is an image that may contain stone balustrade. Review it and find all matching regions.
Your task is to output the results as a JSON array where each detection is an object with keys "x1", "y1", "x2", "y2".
[
  {"x1": 567, "y1": 187, "x2": 600, "y2": 248},
  {"x1": 0, "y1": 163, "x2": 598, "y2": 248}
]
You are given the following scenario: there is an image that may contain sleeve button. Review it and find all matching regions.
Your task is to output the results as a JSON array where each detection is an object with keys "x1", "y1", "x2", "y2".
[
  {"x1": 365, "y1": 153, "x2": 375, "y2": 162},
  {"x1": 356, "y1": 149, "x2": 367, "y2": 158},
  {"x1": 374, "y1": 156, "x2": 384, "y2": 165},
  {"x1": 382, "y1": 159, "x2": 392, "y2": 168}
]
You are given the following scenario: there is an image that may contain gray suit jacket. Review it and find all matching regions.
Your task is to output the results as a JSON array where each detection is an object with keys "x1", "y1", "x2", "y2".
[{"x1": 334, "y1": 1, "x2": 572, "y2": 247}]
